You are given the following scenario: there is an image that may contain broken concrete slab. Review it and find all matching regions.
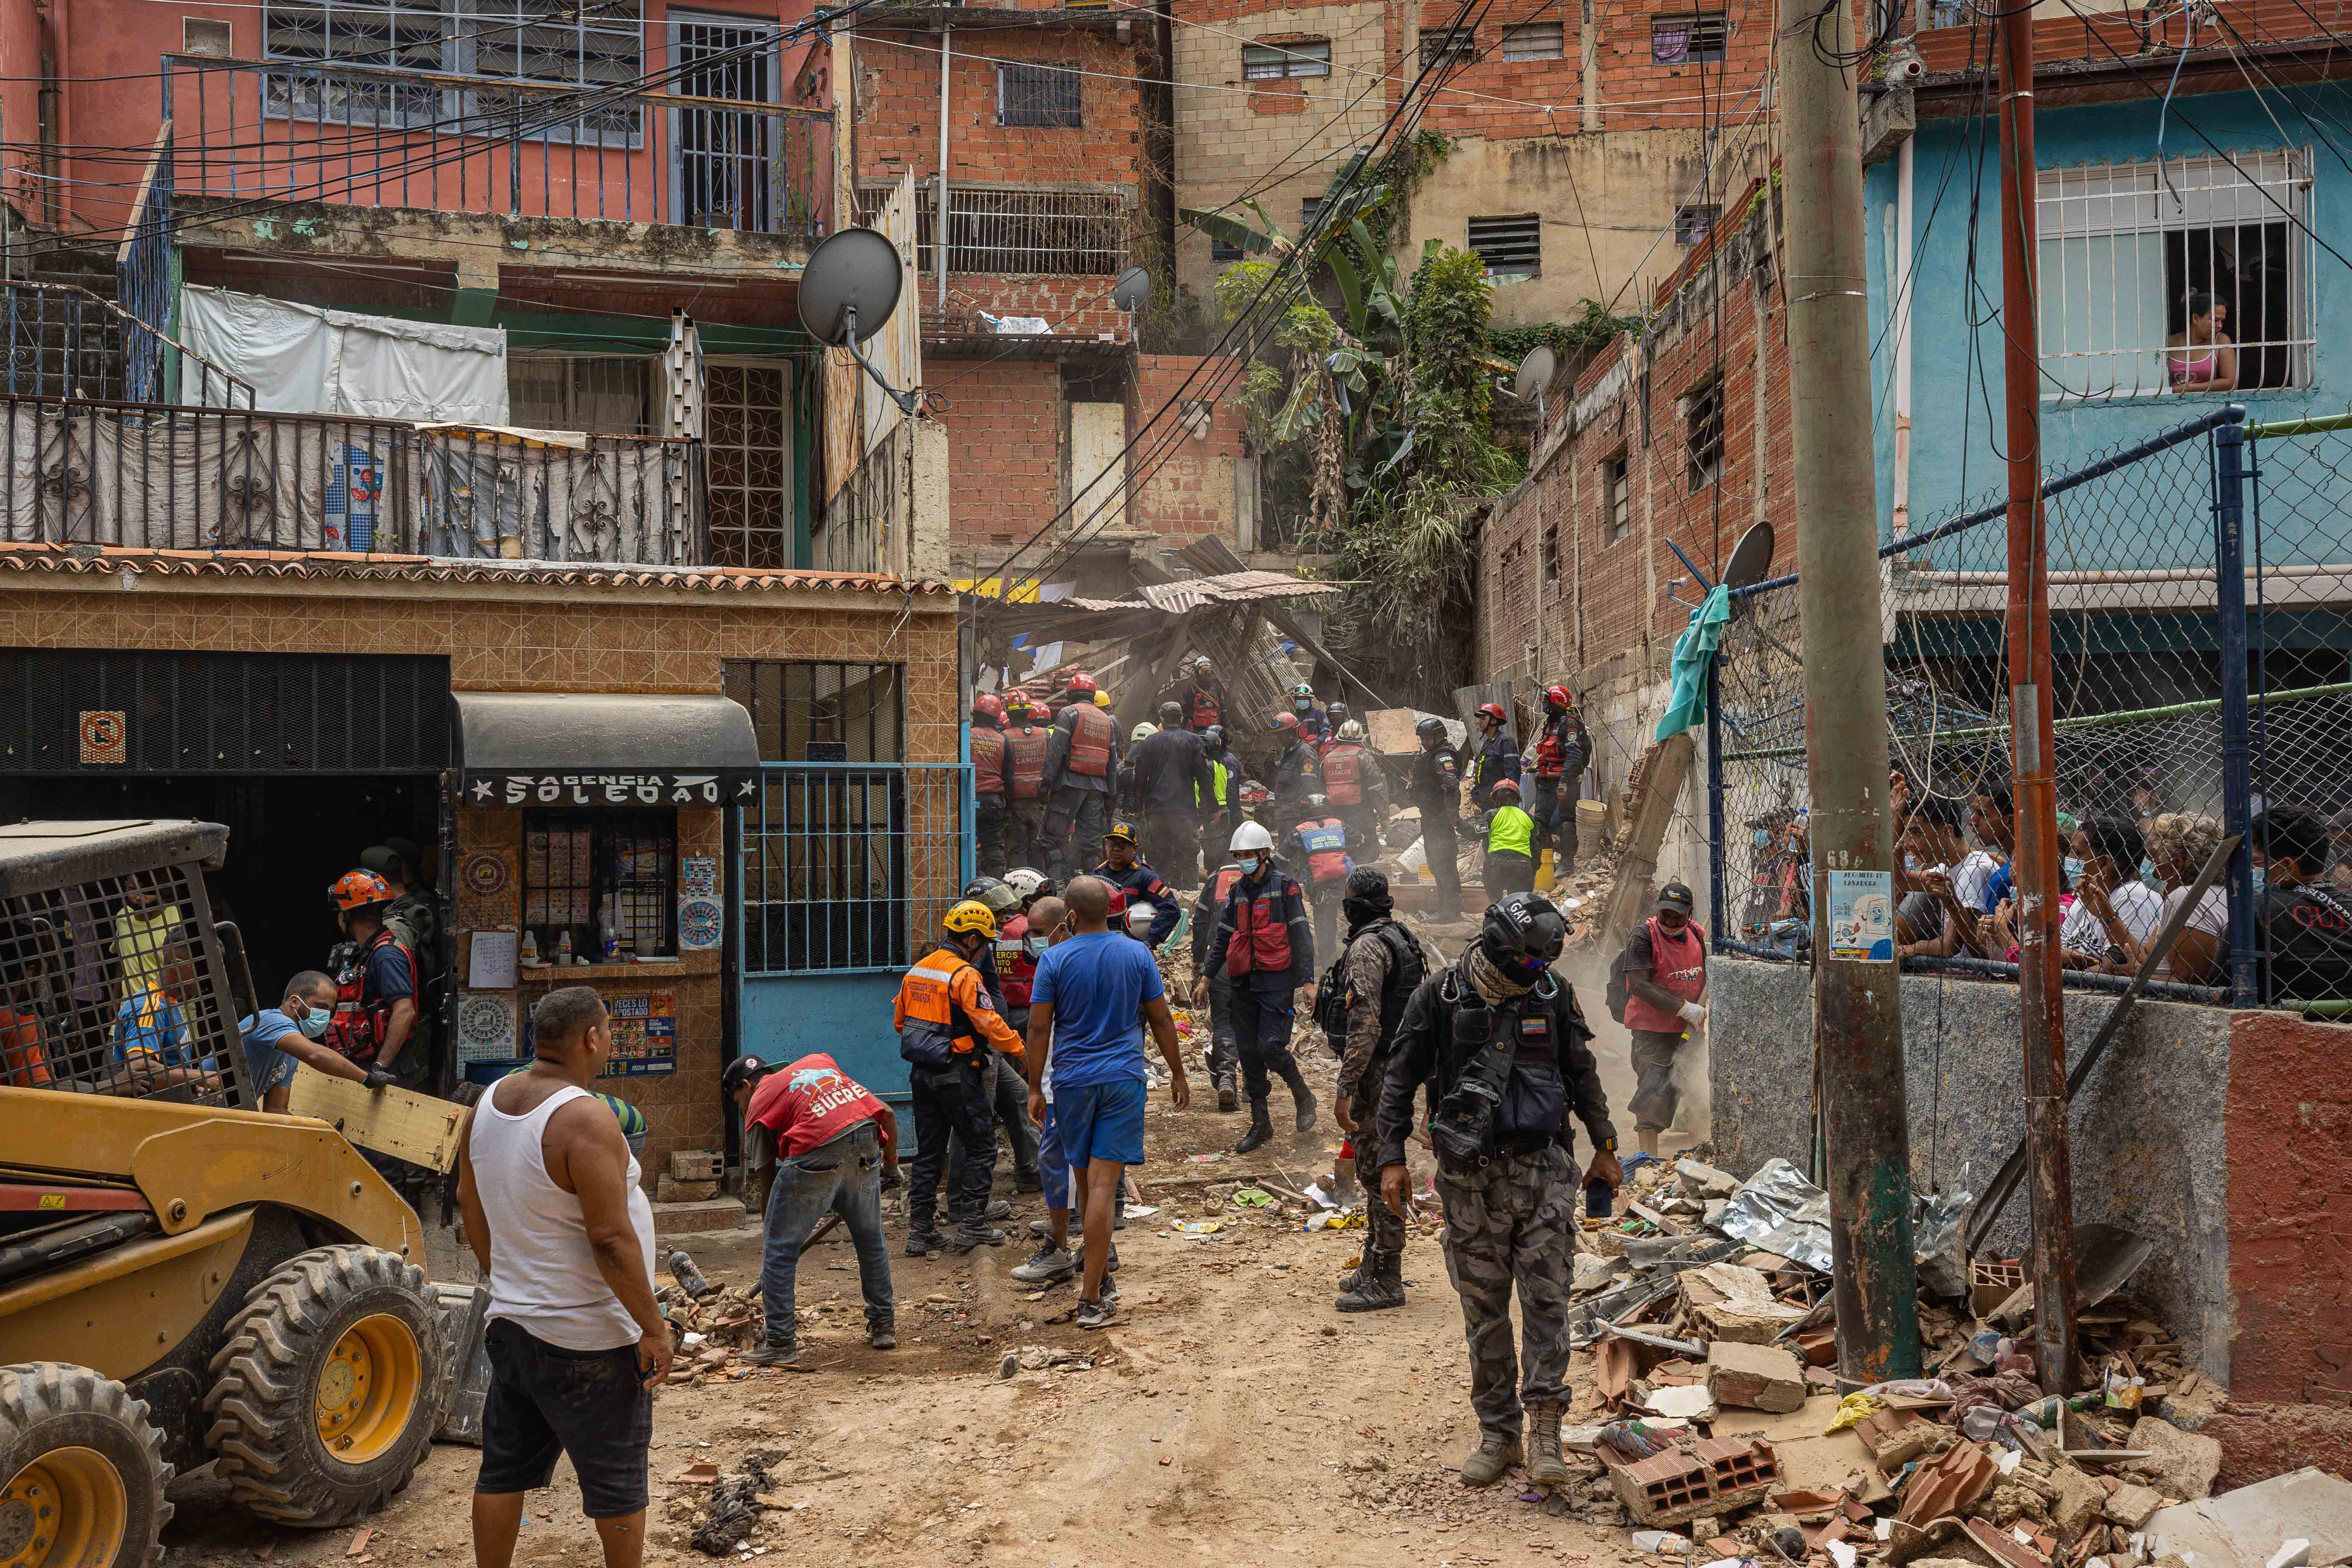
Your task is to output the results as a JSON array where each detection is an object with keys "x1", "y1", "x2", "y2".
[
  {"x1": 1674, "y1": 1157, "x2": 1740, "y2": 1198},
  {"x1": 1679, "y1": 1261, "x2": 1810, "y2": 1344},
  {"x1": 1706, "y1": 1340, "x2": 1807, "y2": 1413},
  {"x1": 2047, "y1": 1464, "x2": 2106, "y2": 1538},
  {"x1": 2128, "y1": 1415, "x2": 2224, "y2": 1502},
  {"x1": 2145, "y1": 1467, "x2": 2352, "y2": 1567},
  {"x1": 1715, "y1": 1394, "x2": 1891, "y2": 1505},
  {"x1": 2101, "y1": 1481, "x2": 2165, "y2": 1530}
]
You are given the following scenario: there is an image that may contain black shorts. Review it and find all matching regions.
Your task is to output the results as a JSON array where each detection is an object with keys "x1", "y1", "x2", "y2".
[{"x1": 476, "y1": 1318, "x2": 653, "y2": 1518}]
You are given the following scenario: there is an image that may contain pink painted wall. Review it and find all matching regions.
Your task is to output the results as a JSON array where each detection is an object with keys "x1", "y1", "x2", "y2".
[{"x1": 2225, "y1": 1007, "x2": 2352, "y2": 1408}]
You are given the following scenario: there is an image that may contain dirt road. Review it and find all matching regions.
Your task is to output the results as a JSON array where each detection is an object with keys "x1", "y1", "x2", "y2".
[{"x1": 162, "y1": 950, "x2": 1704, "y2": 1568}]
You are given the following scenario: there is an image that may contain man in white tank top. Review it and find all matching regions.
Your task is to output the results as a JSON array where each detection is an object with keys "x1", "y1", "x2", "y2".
[{"x1": 457, "y1": 986, "x2": 671, "y2": 1568}]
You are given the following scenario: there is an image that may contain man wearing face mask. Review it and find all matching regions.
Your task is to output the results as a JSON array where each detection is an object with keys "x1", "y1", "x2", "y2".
[
  {"x1": 239, "y1": 969, "x2": 390, "y2": 1113},
  {"x1": 1321, "y1": 868, "x2": 1424, "y2": 1313},
  {"x1": 1193, "y1": 819, "x2": 1319, "y2": 1152},
  {"x1": 1377, "y1": 891, "x2": 1620, "y2": 1490}
]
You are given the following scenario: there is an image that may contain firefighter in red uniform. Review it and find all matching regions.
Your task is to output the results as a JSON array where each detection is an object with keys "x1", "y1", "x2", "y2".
[
  {"x1": 1285, "y1": 794, "x2": 1355, "y2": 977},
  {"x1": 1192, "y1": 820, "x2": 1319, "y2": 1153},
  {"x1": 325, "y1": 869, "x2": 418, "y2": 1080},
  {"x1": 1001, "y1": 691, "x2": 1054, "y2": 873},
  {"x1": 1042, "y1": 672, "x2": 1123, "y2": 881},
  {"x1": 969, "y1": 693, "x2": 1012, "y2": 878},
  {"x1": 1318, "y1": 719, "x2": 1389, "y2": 863},
  {"x1": 1189, "y1": 854, "x2": 1246, "y2": 1111},
  {"x1": 1530, "y1": 684, "x2": 1591, "y2": 872},
  {"x1": 1175, "y1": 655, "x2": 1225, "y2": 734}
]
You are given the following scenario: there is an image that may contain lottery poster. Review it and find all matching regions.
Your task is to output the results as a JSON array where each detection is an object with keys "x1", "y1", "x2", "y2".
[{"x1": 597, "y1": 991, "x2": 678, "y2": 1078}]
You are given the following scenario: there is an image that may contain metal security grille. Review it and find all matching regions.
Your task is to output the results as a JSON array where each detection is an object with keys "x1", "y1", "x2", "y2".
[
  {"x1": 0, "y1": 650, "x2": 450, "y2": 775},
  {"x1": 857, "y1": 181, "x2": 1130, "y2": 277},
  {"x1": 1501, "y1": 21, "x2": 1563, "y2": 58},
  {"x1": 704, "y1": 363, "x2": 792, "y2": 569},
  {"x1": 0, "y1": 857, "x2": 242, "y2": 1104},
  {"x1": 721, "y1": 660, "x2": 904, "y2": 763},
  {"x1": 1242, "y1": 40, "x2": 1330, "y2": 78},
  {"x1": 997, "y1": 64, "x2": 1082, "y2": 128},
  {"x1": 1420, "y1": 25, "x2": 1475, "y2": 68},
  {"x1": 1651, "y1": 11, "x2": 1727, "y2": 62},
  {"x1": 1676, "y1": 205, "x2": 1719, "y2": 246},
  {"x1": 739, "y1": 762, "x2": 966, "y2": 975},
  {"x1": 523, "y1": 809, "x2": 676, "y2": 958},
  {"x1": 1467, "y1": 214, "x2": 1541, "y2": 279}
]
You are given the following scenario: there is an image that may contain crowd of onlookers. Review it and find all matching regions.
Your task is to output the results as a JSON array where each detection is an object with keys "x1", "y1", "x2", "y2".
[{"x1": 1737, "y1": 772, "x2": 2352, "y2": 1005}]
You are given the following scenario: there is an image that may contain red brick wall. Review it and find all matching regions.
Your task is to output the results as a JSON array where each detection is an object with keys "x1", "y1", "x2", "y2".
[
  {"x1": 1915, "y1": 0, "x2": 2346, "y2": 72},
  {"x1": 2225, "y1": 1007, "x2": 2352, "y2": 1407},
  {"x1": 1130, "y1": 353, "x2": 1246, "y2": 541},
  {"x1": 929, "y1": 275, "x2": 1136, "y2": 341},
  {"x1": 929, "y1": 355, "x2": 1065, "y2": 560}
]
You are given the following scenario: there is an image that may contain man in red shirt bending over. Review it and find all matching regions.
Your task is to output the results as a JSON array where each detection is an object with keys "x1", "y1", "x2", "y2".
[{"x1": 723, "y1": 1052, "x2": 901, "y2": 1365}]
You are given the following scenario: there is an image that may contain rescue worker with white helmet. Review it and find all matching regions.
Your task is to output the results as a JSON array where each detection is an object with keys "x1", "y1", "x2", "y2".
[{"x1": 1192, "y1": 819, "x2": 1318, "y2": 1152}]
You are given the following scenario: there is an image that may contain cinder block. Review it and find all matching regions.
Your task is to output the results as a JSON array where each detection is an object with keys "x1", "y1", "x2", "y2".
[{"x1": 669, "y1": 1148, "x2": 722, "y2": 1182}]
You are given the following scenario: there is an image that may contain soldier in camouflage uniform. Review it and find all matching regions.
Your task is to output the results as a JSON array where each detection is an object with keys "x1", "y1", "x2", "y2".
[
  {"x1": 1377, "y1": 892, "x2": 1621, "y2": 1487},
  {"x1": 1324, "y1": 868, "x2": 1424, "y2": 1312}
]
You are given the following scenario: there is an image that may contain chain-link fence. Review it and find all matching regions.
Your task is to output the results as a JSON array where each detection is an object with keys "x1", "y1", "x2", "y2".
[{"x1": 1706, "y1": 405, "x2": 2339, "y2": 1006}]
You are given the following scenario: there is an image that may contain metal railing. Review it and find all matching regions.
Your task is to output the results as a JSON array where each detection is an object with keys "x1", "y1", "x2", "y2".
[
  {"x1": 164, "y1": 54, "x2": 833, "y2": 236},
  {"x1": 739, "y1": 762, "x2": 970, "y2": 976},
  {"x1": 2, "y1": 281, "x2": 253, "y2": 410},
  {"x1": 856, "y1": 179, "x2": 1133, "y2": 276},
  {"x1": 0, "y1": 393, "x2": 704, "y2": 563}
]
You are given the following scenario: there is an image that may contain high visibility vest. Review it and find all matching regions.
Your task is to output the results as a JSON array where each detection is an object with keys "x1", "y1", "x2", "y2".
[
  {"x1": 1211, "y1": 760, "x2": 1229, "y2": 807},
  {"x1": 1004, "y1": 726, "x2": 1049, "y2": 799},
  {"x1": 1066, "y1": 705, "x2": 1114, "y2": 778},
  {"x1": 1226, "y1": 877, "x2": 1295, "y2": 979},
  {"x1": 1322, "y1": 743, "x2": 1368, "y2": 807},
  {"x1": 971, "y1": 726, "x2": 1007, "y2": 796},
  {"x1": 1489, "y1": 805, "x2": 1535, "y2": 858},
  {"x1": 1296, "y1": 818, "x2": 1350, "y2": 884},
  {"x1": 897, "y1": 946, "x2": 984, "y2": 1068}
]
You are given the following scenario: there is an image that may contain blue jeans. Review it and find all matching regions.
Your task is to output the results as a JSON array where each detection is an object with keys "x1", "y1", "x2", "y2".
[{"x1": 760, "y1": 1122, "x2": 893, "y2": 1346}]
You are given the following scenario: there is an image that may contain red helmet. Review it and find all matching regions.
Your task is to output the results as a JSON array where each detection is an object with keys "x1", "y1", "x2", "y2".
[
  {"x1": 1269, "y1": 712, "x2": 1299, "y2": 734},
  {"x1": 1492, "y1": 777, "x2": 1521, "y2": 797},
  {"x1": 971, "y1": 693, "x2": 1004, "y2": 725},
  {"x1": 1545, "y1": 684, "x2": 1572, "y2": 708},
  {"x1": 329, "y1": 869, "x2": 393, "y2": 913},
  {"x1": 1003, "y1": 690, "x2": 1036, "y2": 720},
  {"x1": 1478, "y1": 702, "x2": 1508, "y2": 727},
  {"x1": 1065, "y1": 672, "x2": 1097, "y2": 695}
]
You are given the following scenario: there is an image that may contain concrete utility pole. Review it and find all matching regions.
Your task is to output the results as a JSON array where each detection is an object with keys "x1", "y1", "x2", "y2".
[
  {"x1": 1776, "y1": 0, "x2": 1921, "y2": 1381},
  {"x1": 1996, "y1": 0, "x2": 2083, "y2": 1396}
]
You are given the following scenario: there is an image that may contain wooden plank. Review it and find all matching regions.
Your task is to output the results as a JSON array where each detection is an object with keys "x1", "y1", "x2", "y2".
[
  {"x1": 285, "y1": 1072, "x2": 472, "y2": 1173},
  {"x1": 1598, "y1": 733, "x2": 1697, "y2": 947},
  {"x1": 1364, "y1": 708, "x2": 1425, "y2": 757}
]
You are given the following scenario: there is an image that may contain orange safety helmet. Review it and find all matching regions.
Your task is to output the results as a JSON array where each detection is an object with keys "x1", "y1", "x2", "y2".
[
  {"x1": 971, "y1": 693, "x2": 1005, "y2": 726},
  {"x1": 329, "y1": 869, "x2": 393, "y2": 913},
  {"x1": 1268, "y1": 711, "x2": 1299, "y2": 734},
  {"x1": 1491, "y1": 777, "x2": 1521, "y2": 797},
  {"x1": 1065, "y1": 671, "x2": 1097, "y2": 695}
]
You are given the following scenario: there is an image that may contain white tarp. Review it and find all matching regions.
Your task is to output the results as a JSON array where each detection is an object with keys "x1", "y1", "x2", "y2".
[{"x1": 178, "y1": 285, "x2": 510, "y2": 424}]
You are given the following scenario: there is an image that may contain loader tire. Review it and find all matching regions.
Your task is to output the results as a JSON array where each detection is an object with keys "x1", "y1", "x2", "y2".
[
  {"x1": 202, "y1": 1247, "x2": 440, "y2": 1528},
  {"x1": 0, "y1": 1362, "x2": 174, "y2": 1568}
]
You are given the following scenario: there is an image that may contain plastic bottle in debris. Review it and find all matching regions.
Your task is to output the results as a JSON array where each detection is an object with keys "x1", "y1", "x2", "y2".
[{"x1": 667, "y1": 1249, "x2": 716, "y2": 1300}]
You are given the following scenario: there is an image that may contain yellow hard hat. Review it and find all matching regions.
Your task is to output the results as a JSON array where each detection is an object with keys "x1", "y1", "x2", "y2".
[
  {"x1": 942, "y1": 899, "x2": 998, "y2": 938},
  {"x1": 1092, "y1": 690, "x2": 1113, "y2": 708}
]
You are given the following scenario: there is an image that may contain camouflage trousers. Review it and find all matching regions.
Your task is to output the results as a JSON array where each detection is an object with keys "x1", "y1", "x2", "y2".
[{"x1": 1436, "y1": 1144, "x2": 1579, "y2": 1441}]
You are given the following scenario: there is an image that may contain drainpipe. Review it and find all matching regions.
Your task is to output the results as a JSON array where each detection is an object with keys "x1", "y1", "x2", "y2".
[
  {"x1": 936, "y1": 25, "x2": 951, "y2": 300},
  {"x1": 1890, "y1": 134, "x2": 1914, "y2": 539},
  {"x1": 35, "y1": 0, "x2": 60, "y2": 230}
]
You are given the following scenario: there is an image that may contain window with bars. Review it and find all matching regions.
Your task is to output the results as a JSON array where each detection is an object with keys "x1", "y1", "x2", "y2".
[
  {"x1": 507, "y1": 356, "x2": 654, "y2": 435},
  {"x1": 998, "y1": 63, "x2": 1083, "y2": 127},
  {"x1": 1300, "y1": 195, "x2": 1325, "y2": 233},
  {"x1": 1541, "y1": 524, "x2": 1559, "y2": 580},
  {"x1": 1420, "y1": 25, "x2": 1475, "y2": 68},
  {"x1": 1606, "y1": 453, "x2": 1631, "y2": 541},
  {"x1": 1675, "y1": 204, "x2": 1719, "y2": 246},
  {"x1": 523, "y1": 809, "x2": 677, "y2": 961},
  {"x1": 1468, "y1": 213, "x2": 1541, "y2": 279},
  {"x1": 2036, "y1": 151, "x2": 2312, "y2": 401},
  {"x1": 1242, "y1": 39, "x2": 1330, "y2": 78},
  {"x1": 1651, "y1": 11, "x2": 1727, "y2": 62},
  {"x1": 1684, "y1": 380, "x2": 1723, "y2": 491},
  {"x1": 1501, "y1": 20, "x2": 1563, "y2": 59},
  {"x1": 722, "y1": 660, "x2": 906, "y2": 763}
]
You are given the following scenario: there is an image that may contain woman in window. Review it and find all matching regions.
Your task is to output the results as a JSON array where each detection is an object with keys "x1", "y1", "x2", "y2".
[{"x1": 2167, "y1": 291, "x2": 2238, "y2": 394}]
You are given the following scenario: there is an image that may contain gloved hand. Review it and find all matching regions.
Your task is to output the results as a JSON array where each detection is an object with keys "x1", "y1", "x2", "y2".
[
  {"x1": 879, "y1": 1160, "x2": 903, "y2": 1192},
  {"x1": 363, "y1": 1068, "x2": 395, "y2": 1090},
  {"x1": 1677, "y1": 1001, "x2": 1707, "y2": 1029}
]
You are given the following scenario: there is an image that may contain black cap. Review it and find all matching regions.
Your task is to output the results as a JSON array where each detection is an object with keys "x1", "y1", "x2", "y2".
[
  {"x1": 1656, "y1": 881, "x2": 1695, "y2": 913},
  {"x1": 720, "y1": 1055, "x2": 770, "y2": 1094}
]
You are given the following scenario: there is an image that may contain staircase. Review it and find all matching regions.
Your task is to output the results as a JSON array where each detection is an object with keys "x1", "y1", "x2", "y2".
[{"x1": 3, "y1": 235, "x2": 127, "y2": 402}]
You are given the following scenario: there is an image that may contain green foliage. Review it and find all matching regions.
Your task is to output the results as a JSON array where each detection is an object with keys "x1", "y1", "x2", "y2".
[{"x1": 1487, "y1": 298, "x2": 1641, "y2": 368}]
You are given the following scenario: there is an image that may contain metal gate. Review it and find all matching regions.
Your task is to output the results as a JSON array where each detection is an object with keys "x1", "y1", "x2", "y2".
[{"x1": 733, "y1": 761, "x2": 969, "y2": 1100}]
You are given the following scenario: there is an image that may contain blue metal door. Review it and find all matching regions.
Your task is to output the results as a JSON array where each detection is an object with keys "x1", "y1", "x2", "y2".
[{"x1": 735, "y1": 762, "x2": 969, "y2": 1101}]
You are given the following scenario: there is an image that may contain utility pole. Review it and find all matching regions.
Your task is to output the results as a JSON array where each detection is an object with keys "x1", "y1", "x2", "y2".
[
  {"x1": 1996, "y1": 0, "x2": 2082, "y2": 1395},
  {"x1": 1777, "y1": 0, "x2": 1921, "y2": 1381}
]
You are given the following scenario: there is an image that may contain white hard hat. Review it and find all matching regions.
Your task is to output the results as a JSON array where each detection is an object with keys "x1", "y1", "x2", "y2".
[
  {"x1": 1338, "y1": 719, "x2": 1366, "y2": 741},
  {"x1": 1124, "y1": 902, "x2": 1157, "y2": 937},
  {"x1": 1004, "y1": 867, "x2": 1048, "y2": 899},
  {"x1": 1132, "y1": 721, "x2": 1157, "y2": 741},
  {"x1": 1230, "y1": 820, "x2": 1275, "y2": 854}
]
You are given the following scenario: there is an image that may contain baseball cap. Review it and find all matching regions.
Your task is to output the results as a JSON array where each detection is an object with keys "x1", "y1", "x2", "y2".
[
  {"x1": 1102, "y1": 821, "x2": 1140, "y2": 845},
  {"x1": 720, "y1": 1055, "x2": 770, "y2": 1095},
  {"x1": 1655, "y1": 882, "x2": 1695, "y2": 913}
]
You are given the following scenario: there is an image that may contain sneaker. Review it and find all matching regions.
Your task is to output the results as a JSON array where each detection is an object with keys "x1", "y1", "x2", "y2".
[
  {"x1": 984, "y1": 1200, "x2": 1013, "y2": 1221},
  {"x1": 1075, "y1": 1292, "x2": 1121, "y2": 1331},
  {"x1": 1070, "y1": 1241, "x2": 1121, "y2": 1276},
  {"x1": 1028, "y1": 1217, "x2": 1054, "y2": 1238},
  {"x1": 867, "y1": 1325, "x2": 898, "y2": 1350},
  {"x1": 741, "y1": 1340, "x2": 802, "y2": 1367},
  {"x1": 906, "y1": 1228, "x2": 949, "y2": 1257},
  {"x1": 1010, "y1": 1245, "x2": 1076, "y2": 1285}
]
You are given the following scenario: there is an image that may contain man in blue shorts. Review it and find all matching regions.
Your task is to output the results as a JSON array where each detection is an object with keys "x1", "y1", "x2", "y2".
[{"x1": 1022, "y1": 876, "x2": 1189, "y2": 1328}]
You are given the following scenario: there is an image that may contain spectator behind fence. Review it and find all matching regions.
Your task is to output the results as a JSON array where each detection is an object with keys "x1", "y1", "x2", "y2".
[
  {"x1": 1892, "y1": 789, "x2": 1989, "y2": 961},
  {"x1": 2146, "y1": 812, "x2": 2228, "y2": 986},
  {"x1": 2327, "y1": 810, "x2": 2352, "y2": 894},
  {"x1": 2069, "y1": 815, "x2": 2160, "y2": 974},
  {"x1": 2251, "y1": 805, "x2": 2352, "y2": 1003},
  {"x1": 1968, "y1": 778, "x2": 2020, "y2": 914}
]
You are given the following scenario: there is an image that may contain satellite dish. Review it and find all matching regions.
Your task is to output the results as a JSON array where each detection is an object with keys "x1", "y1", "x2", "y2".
[
  {"x1": 1111, "y1": 266, "x2": 1153, "y2": 312},
  {"x1": 1723, "y1": 521, "x2": 1776, "y2": 617},
  {"x1": 1513, "y1": 345, "x2": 1559, "y2": 405},
  {"x1": 796, "y1": 227, "x2": 903, "y2": 348}
]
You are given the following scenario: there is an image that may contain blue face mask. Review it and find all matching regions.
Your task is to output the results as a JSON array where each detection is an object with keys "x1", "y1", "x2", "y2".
[
  {"x1": 294, "y1": 1005, "x2": 333, "y2": 1039},
  {"x1": 2252, "y1": 865, "x2": 2268, "y2": 898},
  {"x1": 2063, "y1": 856, "x2": 2085, "y2": 884},
  {"x1": 1753, "y1": 829, "x2": 1771, "y2": 847},
  {"x1": 2141, "y1": 857, "x2": 2159, "y2": 885}
]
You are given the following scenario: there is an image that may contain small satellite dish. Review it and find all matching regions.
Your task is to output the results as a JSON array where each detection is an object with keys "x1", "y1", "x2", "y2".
[
  {"x1": 1513, "y1": 345, "x2": 1559, "y2": 406},
  {"x1": 796, "y1": 227, "x2": 903, "y2": 348},
  {"x1": 1111, "y1": 265, "x2": 1153, "y2": 313},
  {"x1": 1723, "y1": 520, "x2": 1776, "y2": 617}
]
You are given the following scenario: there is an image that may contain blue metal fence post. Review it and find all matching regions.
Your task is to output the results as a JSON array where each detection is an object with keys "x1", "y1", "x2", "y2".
[
  {"x1": 1706, "y1": 649, "x2": 1727, "y2": 955},
  {"x1": 2213, "y1": 412, "x2": 2258, "y2": 1007}
]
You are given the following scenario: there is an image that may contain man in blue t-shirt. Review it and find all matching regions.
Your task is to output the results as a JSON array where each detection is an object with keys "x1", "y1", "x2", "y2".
[
  {"x1": 1023, "y1": 875, "x2": 1190, "y2": 1330},
  {"x1": 239, "y1": 969, "x2": 390, "y2": 1113}
]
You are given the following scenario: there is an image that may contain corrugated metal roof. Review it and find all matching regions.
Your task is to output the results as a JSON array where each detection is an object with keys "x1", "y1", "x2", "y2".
[{"x1": 1135, "y1": 570, "x2": 1342, "y2": 614}]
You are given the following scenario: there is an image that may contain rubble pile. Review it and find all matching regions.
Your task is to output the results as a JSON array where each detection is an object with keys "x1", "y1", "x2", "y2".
[{"x1": 1559, "y1": 1154, "x2": 2344, "y2": 1567}]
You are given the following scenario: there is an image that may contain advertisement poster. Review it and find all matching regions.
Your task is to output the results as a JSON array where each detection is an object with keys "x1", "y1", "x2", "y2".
[
  {"x1": 1826, "y1": 870, "x2": 1896, "y2": 961},
  {"x1": 681, "y1": 856, "x2": 720, "y2": 898},
  {"x1": 598, "y1": 991, "x2": 678, "y2": 1078},
  {"x1": 457, "y1": 846, "x2": 518, "y2": 929},
  {"x1": 455, "y1": 991, "x2": 518, "y2": 1064}
]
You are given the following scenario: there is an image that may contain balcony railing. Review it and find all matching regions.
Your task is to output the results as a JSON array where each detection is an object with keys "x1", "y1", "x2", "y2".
[
  {"x1": 163, "y1": 54, "x2": 833, "y2": 237},
  {"x1": 854, "y1": 179, "x2": 1132, "y2": 275},
  {"x1": 0, "y1": 395, "x2": 705, "y2": 565},
  {"x1": 3, "y1": 281, "x2": 254, "y2": 409}
]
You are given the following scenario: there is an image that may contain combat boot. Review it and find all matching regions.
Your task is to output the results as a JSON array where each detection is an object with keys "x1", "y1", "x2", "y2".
[
  {"x1": 1215, "y1": 1075, "x2": 1238, "y2": 1113},
  {"x1": 951, "y1": 1216, "x2": 1007, "y2": 1253},
  {"x1": 1458, "y1": 1432, "x2": 1524, "y2": 1487},
  {"x1": 905, "y1": 1224, "x2": 950, "y2": 1256},
  {"x1": 1280, "y1": 1065, "x2": 1318, "y2": 1133},
  {"x1": 1526, "y1": 1402, "x2": 1572, "y2": 1485},
  {"x1": 1235, "y1": 1098, "x2": 1275, "y2": 1154},
  {"x1": 1335, "y1": 1250, "x2": 1404, "y2": 1313}
]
